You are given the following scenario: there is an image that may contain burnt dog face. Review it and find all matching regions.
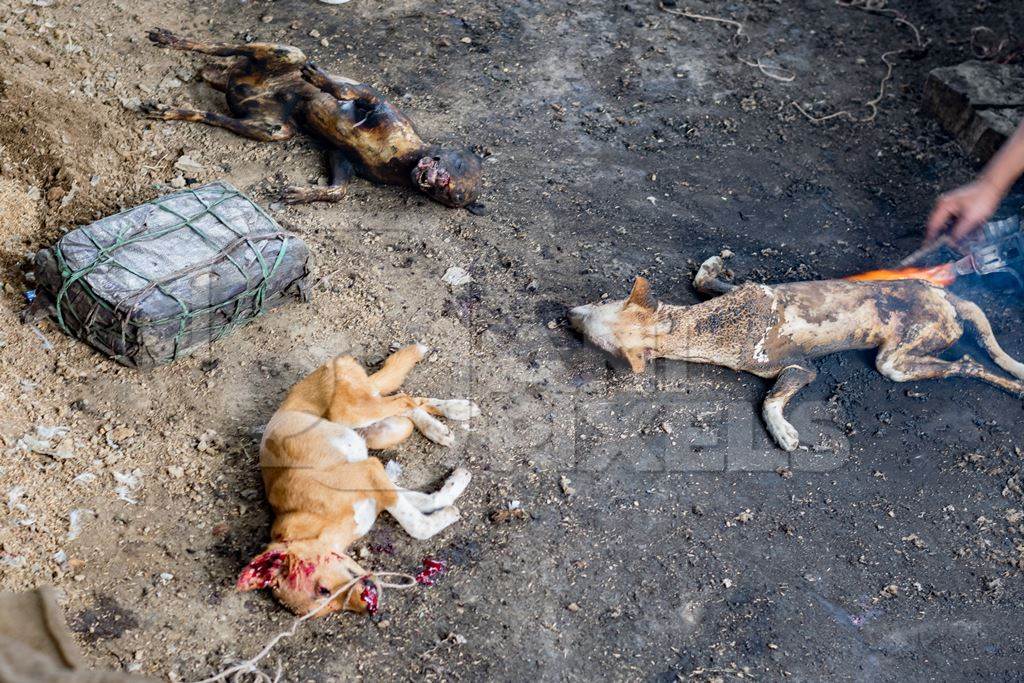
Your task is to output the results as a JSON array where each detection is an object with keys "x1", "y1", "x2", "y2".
[
  {"x1": 237, "y1": 546, "x2": 375, "y2": 616},
  {"x1": 412, "y1": 149, "x2": 483, "y2": 208}
]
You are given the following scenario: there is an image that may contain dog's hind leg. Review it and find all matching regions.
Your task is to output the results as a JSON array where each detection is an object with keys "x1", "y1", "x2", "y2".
[
  {"x1": 360, "y1": 417, "x2": 415, "y2": 450},
  {"x1": 199, "y1": 64, "x2": 229, "y2": 92},
  {"x1": 694, "y1": 256, "x2": 738, "y2": 296},
  {"x1": 139, "y1": 104, "x2": 295, "y2": 142},
  {"x1": 386, "y1": 495, "x2": 460, "y2": 540},
  {"x1": 368, "y1": 343, "x2": 428, "y2": 395},
  {"x1": 949, "y1": 296, "x2": 1024, "y2": 380},
  {"x1": 762, "y1": 364, "x2": 817, "y2": 451},
  {"x1": 877, "y1": 348, "x2": 1024, "y2": 397},
  {"x1": 395, "y1": 468, "x2": 472, "y2": 513},
  {"x1": 282, "y1": 148, "x2": 354, "y2": 204}
]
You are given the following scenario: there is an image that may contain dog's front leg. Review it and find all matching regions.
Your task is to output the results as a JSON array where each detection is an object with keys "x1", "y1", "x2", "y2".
[
  {"x1": 386, "y1": 495, "x2": 460, "y2": 540},
  {"x1": 396, "y1": 468, "x2": 472, "y2": 513},
  {"x1": 762, "y1": 364, "x2": 817, "y2": 451}
]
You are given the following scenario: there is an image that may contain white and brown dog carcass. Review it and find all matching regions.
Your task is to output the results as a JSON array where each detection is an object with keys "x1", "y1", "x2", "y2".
[
  {"x1": 569, "y1": 256, "x2": 1024, "y2": 451},
  {"x1": 237, "y1": 344, "x2": 479, "y2": 616}
]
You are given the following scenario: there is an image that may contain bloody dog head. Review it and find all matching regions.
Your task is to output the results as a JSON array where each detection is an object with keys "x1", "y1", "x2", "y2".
[
  {"x1": 412, "y1": 148, "x2": 483, "y2": 209},
  {"x1": 237, "y1": 544, "x2": 376, "y2": 616},
  {"x1": 568, "y1": 277, "x2": 666, "y2": 373}
]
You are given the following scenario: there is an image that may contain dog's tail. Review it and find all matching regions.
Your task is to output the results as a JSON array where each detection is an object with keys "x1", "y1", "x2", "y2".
[{"x1": 951, "y1": 295, "x2": 1024, "y2": 380}]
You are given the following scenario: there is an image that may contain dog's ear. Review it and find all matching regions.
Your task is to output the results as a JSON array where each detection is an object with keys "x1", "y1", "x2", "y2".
[
  {"x1": 626, "y1": 276, "x2": 655, "y2": 312},
  {"x1": 237, "y1": 549, "x2": 287, "y2": 592},
  {"x1": 622, "y1": 347, "x2": 647, "y2": 374}
]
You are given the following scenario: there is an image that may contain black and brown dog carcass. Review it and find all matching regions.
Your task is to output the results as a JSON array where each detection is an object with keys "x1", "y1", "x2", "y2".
[{"x1": 143, "y1": 29, "x2": 483, "y2": 211}]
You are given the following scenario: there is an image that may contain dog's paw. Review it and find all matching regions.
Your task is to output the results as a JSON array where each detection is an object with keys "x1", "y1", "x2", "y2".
[
  {"x1": 419, "y1": 418, "x2": 454, "y2": 447},
  {"x1": 769, "y1": 420, "x2": 800, "y2": 452},
  {"x1": 300, "y1": 61, "x2": 331, "y2": 89},
  {"x1": 436, "y1": 399, "x2": 480, "y2": 421},
  {"x1": 138, "y1": 101, "x2": 172, "y2": 119},
  {"x1": 148, "y1": 28, "x2": 183, "y2": 47},
  {"x1": 435, "y1": 505, "x2": 460, "y2": 524},
  {"x1": 443, "y1": 468, "x2": 472, "y2": 497},
  {"x1": 281, "y1": 185, "x2": 322, "y2": 204}
]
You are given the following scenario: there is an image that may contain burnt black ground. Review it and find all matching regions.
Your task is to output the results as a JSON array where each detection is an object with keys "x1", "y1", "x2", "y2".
[{"x1": 6, "y1": 0, "x2": 1024, "y2": 681}]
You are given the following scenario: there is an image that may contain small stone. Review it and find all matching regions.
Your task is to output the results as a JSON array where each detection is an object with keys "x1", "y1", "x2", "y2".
[
  {"x1": 260, "y1": 14, "x2": 273, "y2": 22},
  {"x1": 566, "y1": 602, "x2": 580, "y2": 612},
  {"x1": 460, "y1": 36, "x2": 472, "y2": 44},
  {"x1": 167, "y1": 465, "x2": 184, "y2": 478},
  {"x1": 559, "y1": 475, "x2": 575, "y2": 497},
  {"x1": 169, "y1": 175, "x2": 186, "y2": 189}
]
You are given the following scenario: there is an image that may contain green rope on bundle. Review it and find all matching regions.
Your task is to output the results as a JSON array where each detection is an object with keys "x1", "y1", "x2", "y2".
[{"x1": 51, "y1": 184, "x2": 292, "y2": 364}]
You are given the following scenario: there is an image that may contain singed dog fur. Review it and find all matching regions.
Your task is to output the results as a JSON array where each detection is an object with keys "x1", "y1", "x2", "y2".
[
  {"x1": 238, "y1": 344, "x2": 478, "y2": 616},
  {"x1": 570, "y1": 256, "x2": 1024, "y2": 451},
  {"x1": 142, "y1": 29, "x2": 483, "y2": 210}
]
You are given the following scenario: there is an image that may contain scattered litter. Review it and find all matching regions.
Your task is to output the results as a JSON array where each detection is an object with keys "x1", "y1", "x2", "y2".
[
  {"x1": 559, "y1": 475, "x2": 575, "y2": 497},
  {"x1": 173, "y1": 154, "x2": 204, "y2": 174},
  {"x1": 0, "y1": 553, "x2": 26, "y2": 568},
  {"x1": 15, "y1": 425, "x2": 73, "y2": 460},
  {"x1": 159, "y1": 572, "x2": 174, "y2": 584},
  {"x1": 442, "y1": 266, "x2": 473, "y2": 288},
  {"x1": 6, "y1": 487, "x2": 26, "y2": 511},
  {"x1": 113, "y1": 469, "x2": 143, "y2": 504},
  {"x1": 52, "y1": 550, "x2": 67, "y2": 565},
  {"x1": 734, "y1": 509, "x2": 754, "y2": 524},
  {"x1": 72, "y1": 472, "x2": 97, "y2": 485},
  {"x1": 196, "y1": 429, "x2": 224, "y2": 454},
  {"x1": 67, "y1": 509, "x2": 93, "y2": 541}
]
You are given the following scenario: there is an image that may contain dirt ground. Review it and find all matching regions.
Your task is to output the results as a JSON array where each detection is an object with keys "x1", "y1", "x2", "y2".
[{"x1": 2, "y1": 0, "x2": 1024, "y2": 680}]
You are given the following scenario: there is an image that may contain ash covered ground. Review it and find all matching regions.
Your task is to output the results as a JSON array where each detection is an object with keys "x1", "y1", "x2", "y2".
[{"x1": 1, "y1": 0, "x2": 1023, "y2": 680}]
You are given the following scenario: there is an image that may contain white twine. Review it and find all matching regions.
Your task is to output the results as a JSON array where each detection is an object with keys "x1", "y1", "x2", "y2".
[{"x1": 188, "y1": 572, "x2": 417, "y2": 683}]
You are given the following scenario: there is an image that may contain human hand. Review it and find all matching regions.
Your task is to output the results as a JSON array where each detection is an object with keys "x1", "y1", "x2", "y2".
[{"x1": 925, "y1": 178, "x2": 1004, "y2": 244}]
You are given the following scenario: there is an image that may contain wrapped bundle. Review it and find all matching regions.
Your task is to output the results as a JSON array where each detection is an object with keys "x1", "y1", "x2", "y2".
[{"x1": 34, "y1": 181, "x2": 311, "y2": 368}]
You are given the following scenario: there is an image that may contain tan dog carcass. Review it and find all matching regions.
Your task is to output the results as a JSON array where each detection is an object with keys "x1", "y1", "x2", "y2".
[
  {"x1": 569, "y1": 256, "x2": 1024, "y2": 451},
  {"x1": 237, "y1": 344, "x2": 478, "y2": 616}
]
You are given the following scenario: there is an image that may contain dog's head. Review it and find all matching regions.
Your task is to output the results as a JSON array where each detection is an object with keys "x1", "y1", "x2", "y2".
[
  {"x1": 568, "y1": 277, "x2": 663, "y2": 373},
  {"x1": 237, "y1": 544, "x2": 377, "y2": 616},
  {"x1": 411, "y1": 148, "x2": 483, "y2": 210}
]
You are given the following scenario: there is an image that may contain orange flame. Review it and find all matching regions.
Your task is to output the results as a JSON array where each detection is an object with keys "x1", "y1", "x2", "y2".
[{"x1": 844, "y1": 263, "x2": 957, "y2": 288}]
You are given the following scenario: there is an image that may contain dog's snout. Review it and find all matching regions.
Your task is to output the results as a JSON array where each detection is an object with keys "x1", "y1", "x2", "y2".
[{"x1": 568, "y1": 306, "x2": 587, "y2": 330}]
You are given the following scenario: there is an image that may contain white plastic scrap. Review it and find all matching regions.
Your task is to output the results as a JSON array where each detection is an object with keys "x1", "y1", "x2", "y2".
[
  {"x1": 16, "y1": 425, "x2": 73, "y2": 460},
  {"x1": 68, "y1": 509, "x2": 93, "y2": 541},
  {"x1": 73, "y1": 472, "x2": 97, "y2": 485},
  {"x1": 442, "y1": 266, "x2": 473, "y2": 288},
  {"x1": 6, "y1": 486, "x2": 26, "y2": 511},
  {"x1": 113, "y1": 470, "x2": 143, "y2": 504}
]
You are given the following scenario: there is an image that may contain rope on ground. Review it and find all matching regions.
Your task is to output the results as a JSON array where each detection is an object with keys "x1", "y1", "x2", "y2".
[
  {"x1": 736, "y1": 57, "x2": 796, "y2": 83},
  {"x1": 187, "y1": 572, "x2": 416, "y2": 683},
  {"x1": 793, "y1": 0, "x2": 927, "y2": 124},
  {"x1": 658, "y1": 3, "x2": 798, "y2": 82},
  {"x1": 657, "y1": 2, "x2": 748, "y2": 44}
]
